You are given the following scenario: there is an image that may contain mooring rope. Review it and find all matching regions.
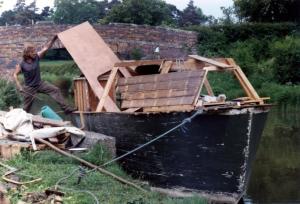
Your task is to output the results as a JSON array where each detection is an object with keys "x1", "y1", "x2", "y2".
[{"x1": 101, "y1": 109, "x2": 203, "y2": 167}]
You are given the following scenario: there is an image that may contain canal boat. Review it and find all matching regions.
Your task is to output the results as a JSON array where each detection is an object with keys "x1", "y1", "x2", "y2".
[{"x1": 57, "y1": 22, "x2": 271, "y2": 203}]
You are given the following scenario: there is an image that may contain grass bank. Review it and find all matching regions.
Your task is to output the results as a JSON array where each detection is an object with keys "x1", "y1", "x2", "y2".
[{"x1": 2, "y1": 145, "x2": 207, "y2": 204}]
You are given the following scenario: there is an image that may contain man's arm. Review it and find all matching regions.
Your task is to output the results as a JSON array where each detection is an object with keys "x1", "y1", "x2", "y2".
[
  {"x1": 13, "y1": 64, "x2": 23, "y2": 91},
  {"x1": 37, "y1": 35, "x2": 58, "y2": 58}
]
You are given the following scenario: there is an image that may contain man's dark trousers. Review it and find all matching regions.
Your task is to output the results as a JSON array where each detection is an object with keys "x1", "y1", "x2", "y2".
[{"x1": 22, "y1": 81, "x2": 70, "y2": 113}]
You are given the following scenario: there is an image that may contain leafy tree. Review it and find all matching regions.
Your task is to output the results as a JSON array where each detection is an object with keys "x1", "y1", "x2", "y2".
[
  {"x1": 179, "y1": 0, "x2": 207, "y2": 27},
  {"x1": 234, "y1": 0, "x2": 300, "y2": 23},
  {"x1": 0, "y1": 0, "x2": 43, "y2": 25},
  {"x1": 219, "y1": 6, "x2": 236, "y2": 24},
  {"x1": 104, "y1": 0, "x2": 177, "y2": 26},
  {"x1": 52, "y1": 0, "x2": 108, "y2": 24}
]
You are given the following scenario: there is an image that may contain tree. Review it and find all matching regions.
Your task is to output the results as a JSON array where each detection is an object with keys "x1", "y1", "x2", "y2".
[
  {"x1": 104, "y1": 0, "x2": 177, "y2": 26},
  {"x1": 179, "y1": 0, "x2": 207, "y2": 27},
  {"x1": 219, "y1": 6, "x2": 236, "y2": 24},
  {"x1": 234, "y1": 0, "x2": 300, "y2": 23},
  {"x1": 0, "y1": 0, "x2": 43, "y2": 25},
  {"x1": 52, "y1": 0, "x2": 108, "y2": 24}
]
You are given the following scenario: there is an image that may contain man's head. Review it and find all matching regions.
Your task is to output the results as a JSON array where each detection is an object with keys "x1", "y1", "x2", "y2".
[{"x1": 23, "y1": 44, "x2": 37, "y2": 61}]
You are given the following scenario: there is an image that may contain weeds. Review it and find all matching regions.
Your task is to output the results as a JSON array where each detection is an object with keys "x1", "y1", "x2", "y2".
[{"x1": 3, "y1": 145, "x2": 207, "y2": 204}]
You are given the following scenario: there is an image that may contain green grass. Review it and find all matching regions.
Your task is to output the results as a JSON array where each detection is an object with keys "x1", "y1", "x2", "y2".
[{"x1": 2, "y1": 145, "x2": 207, "y2": 204}]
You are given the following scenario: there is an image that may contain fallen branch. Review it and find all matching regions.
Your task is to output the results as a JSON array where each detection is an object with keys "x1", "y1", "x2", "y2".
[{"x1": 35, "y1": 138, "x2": 146, "y2": 193}]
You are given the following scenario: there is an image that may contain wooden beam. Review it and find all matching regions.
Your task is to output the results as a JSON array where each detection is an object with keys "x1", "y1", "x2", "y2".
[
  {"x1": 122, "y1": 108, "x2": 142, "y2": 113},
  {"x1": 119, "y1": 67, "x2": 132, "y2": 78},
  {"x1": 159, "y1": 61, "x2": 173, "y2": 74},
  {"x1": 227, "y1": 58, "x2": 260, "y2": 100},
  {"x1": 193, "y1": 69, "x2": 208, "y2": 106},
  {"x1": 115, "y1": 59, "x2": 164, "y2": 67},
  {"x1": 204, "y1": 79, "x2": 214, "y2": 96},
  {"x1": 143, "y1": 105, "x2": 195, "y2": 113},
  {"x1": 96, "y1": 67, "x2": 119, "y2": 112},
  {"x1": 189, "y1": 55, "x2": 233, "y2": 68}
]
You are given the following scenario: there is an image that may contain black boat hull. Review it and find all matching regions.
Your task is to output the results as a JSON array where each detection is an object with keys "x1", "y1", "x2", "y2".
[{"x1": 72, "y1": 106, "x2": 270, "y2": 203}]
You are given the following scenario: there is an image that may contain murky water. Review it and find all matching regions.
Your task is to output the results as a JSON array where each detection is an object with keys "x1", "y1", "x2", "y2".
[{"x1": 246, "y1": 105, "x2": 300, "y2": 203}]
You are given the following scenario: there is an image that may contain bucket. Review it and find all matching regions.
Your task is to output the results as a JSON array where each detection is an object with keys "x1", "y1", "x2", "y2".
[{"x1": 40, "y1": 106, "x2": 63, "y2": 121}]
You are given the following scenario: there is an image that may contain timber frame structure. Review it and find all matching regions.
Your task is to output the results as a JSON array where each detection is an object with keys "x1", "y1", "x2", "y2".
[{"x1": 73, "y1": 55, "x2": 269, "y2": 113}]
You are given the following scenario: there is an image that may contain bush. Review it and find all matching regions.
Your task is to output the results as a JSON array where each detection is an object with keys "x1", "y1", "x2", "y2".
[
  {"x1": 270, "y1": 36, "x2": 300, "y2": 84},
  {"x1": 0, "y1": 79, "x2": 22, "y2": 110}
]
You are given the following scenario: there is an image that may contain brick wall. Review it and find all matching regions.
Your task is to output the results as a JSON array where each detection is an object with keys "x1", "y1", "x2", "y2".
[{"x1": 0, "y1": 23, "x2": 198, "y2": 78}]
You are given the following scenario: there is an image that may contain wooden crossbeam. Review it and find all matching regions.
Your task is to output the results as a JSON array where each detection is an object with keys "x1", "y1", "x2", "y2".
[
  {"x1": 96, "y1": 67, "x2": 119, "y2": 112},
  {"x1": 226, "y1": 58, "x2": 261, "y2": 101},
  {"x1": 189, "y1": 55, "x2": 233, "y2": 68},
  {"x1": 204, "y1": 79, "x2": 214, "y2": 96},
  {"x1": 115, "y1": 59, "x2": 164, "y2": 68}
]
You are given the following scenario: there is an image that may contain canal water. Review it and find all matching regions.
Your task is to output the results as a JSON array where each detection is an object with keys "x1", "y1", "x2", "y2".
[
  {"x1": 246, "y1": 105, "x2": 300, "y2": 203},
  {"x1": 31, "y1": 95, "x2": 299, "y2": 203}
]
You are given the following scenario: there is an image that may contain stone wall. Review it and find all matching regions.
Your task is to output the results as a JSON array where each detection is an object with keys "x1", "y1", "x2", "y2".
[{"x1": 0, "y1": 23, "x2": 198, "y2": 78}]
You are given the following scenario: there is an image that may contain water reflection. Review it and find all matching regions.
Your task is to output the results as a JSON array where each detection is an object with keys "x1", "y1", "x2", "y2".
[{"x1": 246, "y1": 105, "x2": 300, "y2": 203}]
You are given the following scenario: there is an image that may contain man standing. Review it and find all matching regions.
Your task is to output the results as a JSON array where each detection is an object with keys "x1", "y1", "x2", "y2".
[{"x1": 13, "y1": 36, "x2": 75, "y2": 114}]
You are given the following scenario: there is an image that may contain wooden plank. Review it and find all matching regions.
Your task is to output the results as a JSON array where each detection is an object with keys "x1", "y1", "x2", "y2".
[
  {"x1": 159, "y1": 61, "x2": 173, "y2": 74},
  {"x1": 227, "y1": 58, "x2": 260, "y2": 100},
  {"x1": 115, "y1": 59, "x2": 164, "y2": 67},
  {"x1": 96, "y1": 67, "x2": 119, "y2": 112},
  {"x1": 118, "y1": 78, "x2": 201, "y2": 93},
  {"x1": 121, "y1": 89, "x2": 197, "y2": 100},
  {"x1": 143, "y1": 105, "x2": 195, "y2": 113},
  {"x1": 58, "y1": 22, "x2": 119, "y2": 112},
  {"x1": 193, "y1": 69, "x2": 208, "y2": 105},
  {"x1": 123, "y1": 108, "x2": 142, "y2": 112},
  {"x1": 189, "y1": 55, "x2": 233, "y2": 68},
  {"x1": 118, "y1": 70, "x2": 205, "y2": 86},
  {"x1": 121, "y1": 96, "x2": 195, "y2": 108},
  {"x1": 119, "y1": 67, "x2": 132, "y2": 78},
  {"x1": 204, "y1": 79, "x2": 214, "y2": 96}
]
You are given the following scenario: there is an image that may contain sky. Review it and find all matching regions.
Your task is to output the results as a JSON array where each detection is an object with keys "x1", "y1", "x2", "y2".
[{"x1": 0, "y1": 0, "x2": 233, "y2": 18}]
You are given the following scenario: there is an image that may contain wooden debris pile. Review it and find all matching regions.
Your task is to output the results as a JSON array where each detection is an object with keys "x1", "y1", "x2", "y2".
[{"x1": 0, "y1": 109, "x2": 84, "y2": 159}]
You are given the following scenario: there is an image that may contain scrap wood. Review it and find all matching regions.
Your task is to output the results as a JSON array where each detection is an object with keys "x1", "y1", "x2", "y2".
[{"x1": 34, "y1": 137, "x2": 146, "y2": 193}]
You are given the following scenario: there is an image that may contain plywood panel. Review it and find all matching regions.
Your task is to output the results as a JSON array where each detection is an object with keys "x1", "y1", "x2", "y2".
[
  {"x1": 58, "y1": 22, "x2": 120, "y2": 112},
  {"x1": 118, "y1": 70, "x2": 204, "y2": 85},
  {"x1": 118, "y1": 78, "x2": 200, "y2": 93},
  {"x1": 119, "y1": 70, "x2": 206, "y2": 109}
]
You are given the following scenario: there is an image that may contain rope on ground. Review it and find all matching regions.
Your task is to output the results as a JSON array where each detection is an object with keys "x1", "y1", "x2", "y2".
[
  {"x1": 101, "y1": 109, "x2": 203, "y2": 167},
  {"x1": 34, "y1": 137, "x2": 146, "y2": 193},
  {"x1": 54, "y1": 167, "x2": 99, "y2": 204}
]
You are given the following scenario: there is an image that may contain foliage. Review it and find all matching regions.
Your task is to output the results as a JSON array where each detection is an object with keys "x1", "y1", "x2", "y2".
[
  {"x1": 0, "y1": 0, "x2": 51, "y2": 25},
  {"x1": 0, "y1": 79, "x2": 22, "y2": 110},
  {"x1": 40, "y1": 60, "x2": 81, "y2": 94},
  {"x1": 103, "y1": 0, "x2": 177, "y2": 26},
  {"x1": 269, "y1": 36, "x2": 300, "y2": 84},
  {"x1": 189, "y1": 22, "x2": 298, "y2": 56},
  {"x1": 179, "y1": 0, "x2": 207, "y2": 27},
  {"x1": 130, "y1": 47, "x2": 144, "y2": 60},
  {"x1": 4, "y1": 146, "x2": 207, "y2": 204},
  {"x1": 52, "y1": 0, "x2": 108, "y2": 24},
  {"x1": 234, "y1": 0, "x2": 300, "y2": 23}
]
